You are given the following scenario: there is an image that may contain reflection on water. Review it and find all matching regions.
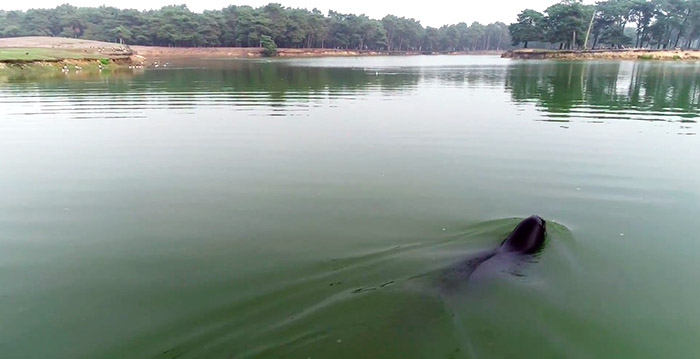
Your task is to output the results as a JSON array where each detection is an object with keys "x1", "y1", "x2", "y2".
[
  {"x1": 1, "y1": 56, "x2": 700, "y2": 359},
  {"x1": 2, "y1": 58, "x2": 699, "y2": 128},
  {"x1": 1, "y1": 60, "x2": 423, "y2": 120},
  {"x1": 506, "y1": 61, "x2": 700, "y2": 126}
]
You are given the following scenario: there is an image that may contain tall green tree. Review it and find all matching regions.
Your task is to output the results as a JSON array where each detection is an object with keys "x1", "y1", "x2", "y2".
[
  {"x1": 509, "y1": 9, "x2": 546, "y2": 48},
  {"x1": 545, "y1": 0, "x2": 595, "y2": 49}
]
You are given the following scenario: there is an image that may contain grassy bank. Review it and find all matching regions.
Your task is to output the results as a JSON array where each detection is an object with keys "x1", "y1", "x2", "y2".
[
  {"x1": 0, "y1": 47, "x2": 142, "y2": 82},
  {"x1": 0, "y1": 37, "x2": 144, "y2": 73},
  {"x1": 0, "y1": 47, "x2": 103, "y2": 61},
  {"x1": 502, "y1": 48, "x2": 700, "y2": 60}
]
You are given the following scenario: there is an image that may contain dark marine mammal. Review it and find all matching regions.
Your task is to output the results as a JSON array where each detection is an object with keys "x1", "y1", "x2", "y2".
[
  {"x1": 499, "y1": 215, "x2": 546, "y2": 255},
  {"x1": 440, "y1": 215, "x2": 546, "y2": 289}
]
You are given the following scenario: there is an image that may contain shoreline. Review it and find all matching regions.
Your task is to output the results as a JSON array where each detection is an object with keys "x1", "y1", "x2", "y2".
[
  {"x1": 0, "y1": 36, "x2": 504, "y2": 70},
  {"x1": 502, "y1": 48, "x2": 700, "y2": 61},
  {"x1": 133, "y1": 46, "x2": 413, "y2": 58},
  {"x1": 130, "y1": 46, "x2": 503, "y2": 58},
  {"x1": 0, "y1": 55, "x2": 144, "y2": 76},
  {"x1": 0, "y1": 37, "x2": 145, "y2": 71}
]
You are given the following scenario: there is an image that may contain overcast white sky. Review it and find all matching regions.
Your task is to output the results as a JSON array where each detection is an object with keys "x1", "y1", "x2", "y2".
[{"x1": 0, "y1": 0, "x2": 595, "y2": 27}]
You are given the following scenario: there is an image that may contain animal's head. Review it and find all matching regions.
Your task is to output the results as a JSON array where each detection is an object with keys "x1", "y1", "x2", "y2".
[{"x1": 500, "y1": 215, "x2": 546, "y2": 255}]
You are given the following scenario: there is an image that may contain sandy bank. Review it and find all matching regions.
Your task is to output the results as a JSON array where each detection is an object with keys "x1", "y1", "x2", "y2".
[
  {"x1": 0, "y1": 37, "x2": 505, "y2": 72},
  {"x1": 502, "y1": 48, "x2": 700, "y2": 60}
]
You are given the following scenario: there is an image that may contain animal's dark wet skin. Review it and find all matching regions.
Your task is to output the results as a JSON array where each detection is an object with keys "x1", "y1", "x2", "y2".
[
  {"x1": 499, "y1": 215, "x2": 546, "y2": 254},
  {"x1": 440, "y1": 215, "x2": 546, "y2": 290}
]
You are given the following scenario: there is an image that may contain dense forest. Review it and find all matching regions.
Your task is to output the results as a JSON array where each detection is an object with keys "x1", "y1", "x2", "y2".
[
  {"x1": 510, "y1": 0, "x2": 700, "y2": 50},
  {"x1": 0, "y1": 4, "x2": 511, "y2": 51}
]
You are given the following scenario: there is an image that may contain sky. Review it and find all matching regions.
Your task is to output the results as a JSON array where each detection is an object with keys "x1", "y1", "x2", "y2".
[{"x1": 0, "y1": 0, "x2": 594, "y2": 27}]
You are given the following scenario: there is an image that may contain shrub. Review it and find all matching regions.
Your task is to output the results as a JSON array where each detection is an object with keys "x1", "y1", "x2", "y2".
[
  {"x1": 261, "y1": 35, "x2": 277, "y2": 57},
  {"x1": 99, "y1": 58, "x2": 109, "y2": 65},
  {"x1": 638, "y1": 54, "x2": 654, "y2": 60}
]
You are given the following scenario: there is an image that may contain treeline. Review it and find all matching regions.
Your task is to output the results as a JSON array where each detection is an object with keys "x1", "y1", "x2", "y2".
[
  {"x1": 510, "y1": 0, "x2": 700, "y2": 50},
  {"x1": 0, "y1": 4, "x2": 511, "y2": 51}
]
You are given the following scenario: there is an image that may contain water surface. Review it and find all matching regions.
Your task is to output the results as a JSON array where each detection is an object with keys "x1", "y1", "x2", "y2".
[{"x1": 1, "y1": 56, "x2": 699, "y2": 358}]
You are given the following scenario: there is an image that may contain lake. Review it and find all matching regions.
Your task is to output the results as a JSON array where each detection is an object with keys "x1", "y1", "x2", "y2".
[{"x1": 1, "y1": 56, "x2": 699, "y2": 359}]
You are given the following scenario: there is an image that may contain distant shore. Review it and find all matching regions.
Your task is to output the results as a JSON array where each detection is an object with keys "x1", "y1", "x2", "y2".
[
  {"x1": 0, "y1": 37, "x2": 504, "y2": 72},
  {"x1": 502, "y1": 48, "x2": 700, "y2": 61},
  {"x1": 131, "y1": 45, "x2": 502, "y2": 58},
  {"x1": 132, "y1": 46, "x2": 412, "y2": 58}
]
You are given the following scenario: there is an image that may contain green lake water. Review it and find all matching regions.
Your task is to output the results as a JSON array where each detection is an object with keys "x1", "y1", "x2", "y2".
[{"x1": 1, "y1": 56, "x2": 699, "y2": 358}]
